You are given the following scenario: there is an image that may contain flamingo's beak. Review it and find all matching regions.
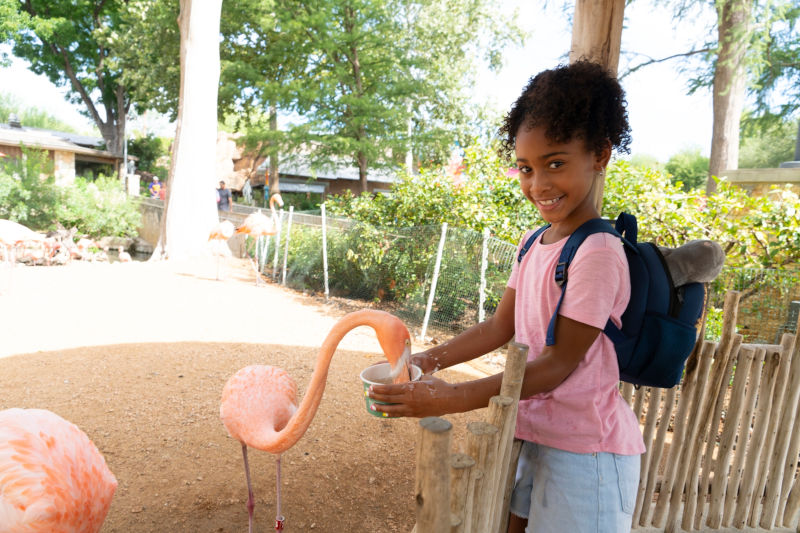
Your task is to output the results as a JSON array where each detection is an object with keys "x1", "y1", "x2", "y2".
[{"x1": 388, "y1": 340, "x2": 412, "y2": 384}]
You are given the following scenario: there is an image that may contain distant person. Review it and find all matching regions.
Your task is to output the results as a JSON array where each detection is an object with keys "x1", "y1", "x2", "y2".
[
  {"x1": 159, "y1": 183, "x2": 166, "y2": 201},
  {"x1": 217, "y1": 180, "x2": 233, "y2": 211},
  {"x1": 149, "y1": 177, "x2": 162, "y2": 199}
]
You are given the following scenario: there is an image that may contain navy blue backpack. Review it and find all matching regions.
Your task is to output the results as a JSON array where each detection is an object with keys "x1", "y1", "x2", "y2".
[{"x1": 517, "y1": 212, "x2": 706, "y2": 388}]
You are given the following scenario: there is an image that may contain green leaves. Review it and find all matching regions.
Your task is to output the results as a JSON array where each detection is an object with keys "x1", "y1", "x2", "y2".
[
  {"x1": 218, "y1": 0, "x2": 520, "y2": 189},
  {"x1": 329, "y1": 141, "x2": 800, "y2": 272}
]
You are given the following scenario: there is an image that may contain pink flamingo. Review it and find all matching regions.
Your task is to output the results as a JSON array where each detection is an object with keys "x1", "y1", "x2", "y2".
[
  {"x1": 235, "y1": 194, "x2": 284, "y2": 286},
  {"x1": 0, "y1": 219, "x2": 46, "y2": 265},
  {"x1": 220, "y1": 309, "x2": 412, "y2": 532},
  {"x1": 0, "y1": 408, "x2": 117, "y2": 532},
  {"x1": 208, "y1": 220, "x2": 235, "y2": 280},
  {"x1": 117, "y1": 246, "x2": 132, "y2": 263}
]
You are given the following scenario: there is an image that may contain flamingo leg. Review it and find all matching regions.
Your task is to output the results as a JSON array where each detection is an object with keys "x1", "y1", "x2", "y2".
[
  {"x1": 276, "y1": 455, "x2": 285, "y2": 531},
  {"x1": 241, "y1": 443, "x2": 255, "y2": 533},
  {"x1": 247, "y1": 237, "x2": 261, "y2": 286}
]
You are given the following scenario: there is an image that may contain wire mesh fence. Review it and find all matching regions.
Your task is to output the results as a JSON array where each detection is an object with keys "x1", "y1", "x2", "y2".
[{"x1": 244, "y1": 206, "x2": 800, "y2": 345}]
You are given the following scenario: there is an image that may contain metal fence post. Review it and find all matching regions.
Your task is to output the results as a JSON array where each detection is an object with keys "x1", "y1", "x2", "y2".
[
  {"x1": 321, "y1": 203, "x2": 330, "y2": 301},
  {"x1": 272, "y1": 209, "x2": 283, "y2": 280},
  {"x1": 281, "y1": 206, "x2": 294, "y2": 285},
  {"x1": 420, "y1": 222, "x2": 448, "y2": 342},
  {"x1": 479, "y1": 227, "x2": 490, "y2": 323}
]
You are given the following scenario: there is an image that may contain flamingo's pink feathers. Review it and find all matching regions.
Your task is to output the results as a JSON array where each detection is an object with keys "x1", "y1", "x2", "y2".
[
  {"x1": 0, "y1": 408, "x2": 117, "y2": 533},
  {"x1": 208, "y1": 220, "x2": 235, "y2": 241},
  {"x1": 235, "y1": 211, "x2": 277, "y2": 237},
  {"x1": 220, "y1": 366, "x2": 299, "y2": 453}
]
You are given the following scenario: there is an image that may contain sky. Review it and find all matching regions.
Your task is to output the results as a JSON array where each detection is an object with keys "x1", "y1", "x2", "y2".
[{"x1": 0, "y1": 0, "x2": 716, "y2": 162}]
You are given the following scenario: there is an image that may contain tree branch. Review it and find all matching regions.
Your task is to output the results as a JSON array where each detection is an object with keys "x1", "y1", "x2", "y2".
[
  {"x1": 619, "y1": 48, "x2": 714, "y2": 80},
  {"x1": 46, "y1": 41, "x2": 107, "y2": 129}
]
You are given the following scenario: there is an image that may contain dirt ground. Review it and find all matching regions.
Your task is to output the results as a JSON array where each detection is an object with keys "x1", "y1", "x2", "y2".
[{"x1": 0, "y1": 257, "x2": 489, "y2": 532}]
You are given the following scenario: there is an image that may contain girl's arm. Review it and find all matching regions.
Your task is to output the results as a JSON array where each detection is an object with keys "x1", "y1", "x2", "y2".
[
  {"x1": 370, "y1": 314, "x2": 601, "y2": 417},
  {"x1": 412, "y1": 286, "x2": 517, "y2": 374}
]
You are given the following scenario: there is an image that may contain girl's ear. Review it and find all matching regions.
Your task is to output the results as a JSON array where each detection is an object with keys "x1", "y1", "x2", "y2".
[{"x1": 594, "y1": 140, "x2": 612, "y2": 170}]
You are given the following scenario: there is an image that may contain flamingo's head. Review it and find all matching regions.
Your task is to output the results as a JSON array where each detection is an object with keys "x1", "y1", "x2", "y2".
[
  {"x1": 269, "y1": 193, "x2": 284, "y2": 210},
  {"x1": 370, "y1": 312, "x2": 412, "y2": 381}
]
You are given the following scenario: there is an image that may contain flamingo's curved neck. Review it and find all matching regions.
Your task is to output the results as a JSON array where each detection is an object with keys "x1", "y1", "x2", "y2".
[{"x1": 270, "y1": 311, "x2": 404, "y2": 453}]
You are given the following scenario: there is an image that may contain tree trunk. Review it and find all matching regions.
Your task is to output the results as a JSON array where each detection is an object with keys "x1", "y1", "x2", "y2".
[
  {"x1": 358, "y1": 150, "x2": 368, "y2": 192},
  {"x1": 152, "y1": 0, "x2": 223, "y2": 260},
  {"x1": 569, "y1": 0, "x2": 625, "y2": 212},
  {"x1": 707, "y1": 0, "x2": 753, "y2": 194},
  {"x1": 268, "y1": 104, "x2": 280, "y2": 199}
]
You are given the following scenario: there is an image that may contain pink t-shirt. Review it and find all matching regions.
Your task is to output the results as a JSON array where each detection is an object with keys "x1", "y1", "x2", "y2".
[{"x1": 507, "y1": 230, "x2": 645, "y2": 455}]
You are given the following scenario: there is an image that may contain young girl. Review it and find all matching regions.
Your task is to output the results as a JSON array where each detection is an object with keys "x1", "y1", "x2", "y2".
[{"x1": 367, "y1": 61, "x2": 645, "y2": 532}]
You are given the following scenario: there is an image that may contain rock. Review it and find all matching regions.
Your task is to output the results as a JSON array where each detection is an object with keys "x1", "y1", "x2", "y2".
[{"x1": 131, "y1": 237, "x2": 154, "y2": 255}]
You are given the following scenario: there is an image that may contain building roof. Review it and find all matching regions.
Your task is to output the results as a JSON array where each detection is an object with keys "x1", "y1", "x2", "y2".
[{"x1": 0, "y1": 123, "x2": 119, "y2": 160}]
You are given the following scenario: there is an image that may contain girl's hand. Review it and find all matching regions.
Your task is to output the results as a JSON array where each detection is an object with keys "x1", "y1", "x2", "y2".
[
  {"x1": 410, "y1": 351, "x2": 445, "y2": 375},
  {"x1": 367, "y1": 375, "x2": 457, "y2": 418}
]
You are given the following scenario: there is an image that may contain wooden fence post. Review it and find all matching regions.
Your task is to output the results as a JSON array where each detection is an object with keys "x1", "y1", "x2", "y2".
[
  {"x1": 665, "y1": 340, "x2": 716, "y2": 533},
  {"x1": 763, "y1": 332, "x2": 800, "y2": 527},
  {"x1": 732, "y1": 349, "x2": 782, "y2": 528},
  {"x1": 638, "y1": 386, "x2": 676, "y2": 527},
  {"x1": 449, "y1": 453, "x2": 475, "y2": 533},
  {"x1": 464, "y1": 421, "x2": 499, "y2": 533},
  {"x1": 633, "y1": 386, "x2": 662, "y2": 525},
  {"x1": 722, "y1": 347, "x2": 766, "y2": 527},
  {"x1": 493, "y1": 342, "x2": 528, "y2": 533},
  {"x1": 415, "y1": 417, "x2": 453, "y2": 533},
  {"x1": 706, "y1": 345, "x2": 756, "y2": 528},
  {"x1": 689, "y1": 334, "x2": 742, "y2": 529}
]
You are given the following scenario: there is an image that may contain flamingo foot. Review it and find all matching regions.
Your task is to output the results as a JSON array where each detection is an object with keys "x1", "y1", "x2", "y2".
[
  {"x1": 242, "y1": 443, "x2": 255, "y2": 533},
  {"x1": 249, "y1": 256, "x2": 261, "y2": 286},
  {"x1": 276, "y1": 455, "x2": 284, "y2": 530}
]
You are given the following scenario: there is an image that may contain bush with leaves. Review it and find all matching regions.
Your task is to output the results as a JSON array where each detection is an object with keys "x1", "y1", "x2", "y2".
[
  {"x1": 59, "y1": 176, "x2": 142, "y2": 238},
  {"x1": 0, "y1": 146, "x2": 62, "y2": 230},
  {"x1": 664, "y1": 147, "x2": 709, "y2": 191},
  {"x1": 603, "y1": 161, "x2": 800, "y2": 269},
  {"x1": 326, "y1": 141, "x2": 542, "y2": 244}
]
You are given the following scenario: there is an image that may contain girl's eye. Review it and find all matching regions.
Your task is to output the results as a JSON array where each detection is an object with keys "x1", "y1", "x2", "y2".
[
  {"x1": 518, "y1": 166, "x2": 532, "y2": 174},
  {"x1": 548, "y1": 160, "x2": 564, "y2": 169}
]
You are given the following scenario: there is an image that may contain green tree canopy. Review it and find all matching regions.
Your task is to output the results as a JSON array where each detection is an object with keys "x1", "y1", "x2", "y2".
[
  {"x1": 665, "y1": 147, "x2": 710, "y2": 190},
  {"x1": 7, "y1": 0, "x2": 131, "y2": 155},
  {"x1": 219, "y1": 0, "x2": 522, "y2": 192},
  {"x1": 739, "y1": 115, "x2": 797, "y2": 168}
]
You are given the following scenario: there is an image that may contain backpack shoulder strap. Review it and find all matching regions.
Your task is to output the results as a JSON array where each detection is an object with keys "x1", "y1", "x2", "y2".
[
  {"x1": 544, "y1": 218, "x2": 620, "y2": 345},
  {"x1": 517, "y1": 224, "x2": 550, "y2": 263}
]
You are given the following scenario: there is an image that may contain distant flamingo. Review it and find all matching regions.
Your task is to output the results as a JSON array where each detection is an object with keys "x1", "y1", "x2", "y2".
[
  {"x1": 220, "y1": 309, "x2": 412, "y2": 532},
  {"x1": 0, "y1": 408, "x2": 117, "y2": 532},
  {"x1": 235, "y1": 194, "x2": 284, "y2": 285},
  {"x1": 117, "y1": 246, "x2": 132, "y2": 263},
  {"x1": 0, "y1": 219, "x2": 46, "y2": 265},
  {"x1": 208, "y1": 220, "x2": 235, "y2": 280}
]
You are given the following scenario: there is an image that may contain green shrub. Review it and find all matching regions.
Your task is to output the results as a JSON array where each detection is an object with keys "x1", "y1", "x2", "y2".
[
  {"x1": 59, "y1": 176, "x2": 142, "y2": 238},
  {"x1": 0, "y1": 146, "x2": 62, "y2": 230}
]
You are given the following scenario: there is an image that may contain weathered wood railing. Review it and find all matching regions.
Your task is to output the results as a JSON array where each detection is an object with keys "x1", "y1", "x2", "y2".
[{"x1": 412, "y1": 290, "x2": 800, "y2": 532}]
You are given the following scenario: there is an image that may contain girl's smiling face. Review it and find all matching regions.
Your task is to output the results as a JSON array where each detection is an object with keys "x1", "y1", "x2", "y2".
[{"x1": 515, "y1": 125, "x2": 610, "y2": 241}]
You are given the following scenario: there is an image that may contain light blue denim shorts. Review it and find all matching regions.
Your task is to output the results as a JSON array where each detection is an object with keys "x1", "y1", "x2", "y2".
[{"x1": 509, "y1": 440, "x2": 640, "y2": 533}]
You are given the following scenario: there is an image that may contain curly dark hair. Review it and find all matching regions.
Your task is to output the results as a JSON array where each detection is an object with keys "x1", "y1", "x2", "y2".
[{"x1": 499, "y1": 60, "x2": 631, "y2": 158}]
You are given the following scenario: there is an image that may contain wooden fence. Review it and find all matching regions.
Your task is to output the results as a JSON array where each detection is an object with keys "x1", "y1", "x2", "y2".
[
  {"x1": 413, "y1": 290, "x2": 800, "y2": 532},
  {"x1": 632, "y1": 290, "x2": 800, "y2": 531}
]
